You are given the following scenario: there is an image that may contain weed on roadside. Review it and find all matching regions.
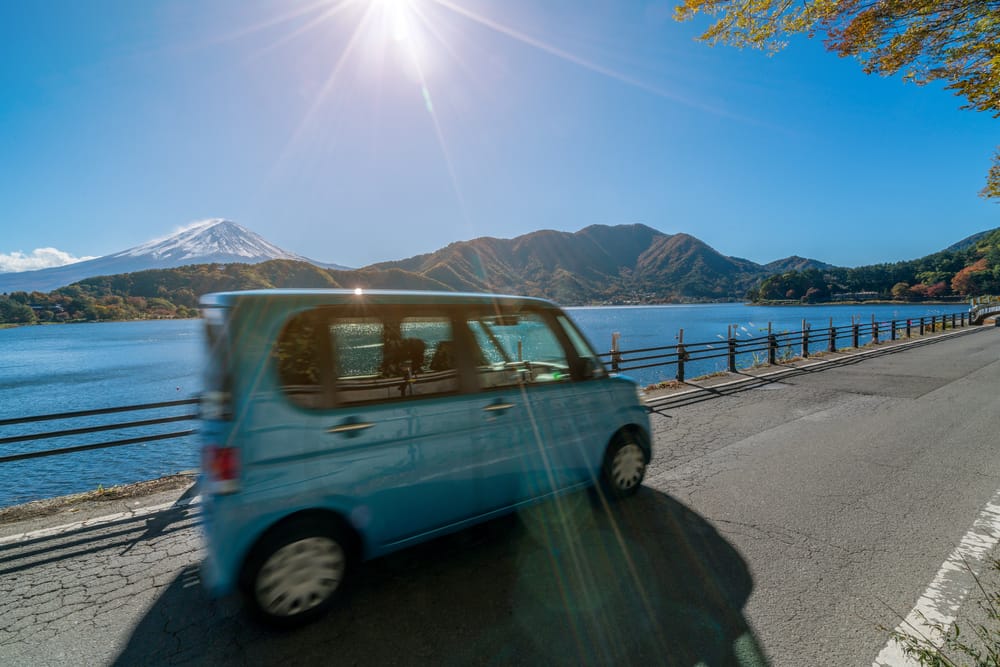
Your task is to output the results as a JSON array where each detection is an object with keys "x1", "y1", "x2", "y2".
[{"x1": 883, "y1": 558, "x2": 1000, "y2": 666}]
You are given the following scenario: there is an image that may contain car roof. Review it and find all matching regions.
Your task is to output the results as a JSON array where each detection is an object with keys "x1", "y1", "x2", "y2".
[{"x1": 199, "y1": 289, "x2": 557, "y2": 310}]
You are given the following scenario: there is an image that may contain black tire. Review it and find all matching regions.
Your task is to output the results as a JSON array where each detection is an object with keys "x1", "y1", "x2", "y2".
[
  {"x1": 600, "y1": 431, "x2": 649, "y2": 499},
  {"x1": 241, "y1": 517, "x2": 353, "y2": 629}
]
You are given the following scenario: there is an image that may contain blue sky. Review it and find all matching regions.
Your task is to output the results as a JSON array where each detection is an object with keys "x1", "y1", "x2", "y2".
[{"x1": 1, "y1": 0, "x2": 996, "y2": 272}]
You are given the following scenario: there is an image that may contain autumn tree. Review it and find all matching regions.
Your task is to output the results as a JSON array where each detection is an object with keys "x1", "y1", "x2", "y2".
[
  {"x1": 951, "y1": 257, "x2": 990, "y2": 294},
  {"x1": 925, "y1": 281, "x2": 949, "y2": 298},
  {"x1": 674, "y1": 0, "x2": 1000, "y2": 198},
  {"x1": 985, "y1": 148, "x2": 1000, "y2": 199}
]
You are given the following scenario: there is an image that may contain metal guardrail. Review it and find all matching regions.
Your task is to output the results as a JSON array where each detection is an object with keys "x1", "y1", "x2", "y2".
[
  {"x1": 970, "y1": 296, "x2": 1000, "y2": 324},
  {"x1": 0, "y1": 399, "x2": 199, "y2": 464},
  {"x1": 599, "y1": 313, "x2": 975, "y2": 383}
]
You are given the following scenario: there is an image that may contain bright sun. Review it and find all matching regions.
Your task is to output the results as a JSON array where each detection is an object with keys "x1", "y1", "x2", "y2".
[
  {"x1": 374, "y1": 0, "x2": 415, "y2": 43},
  {"x1": 367, "y1": 0, "x2": 422, "y2": 51},
  {"x1": 362, "y1": 0, "x2": 431, "y2": 76}
]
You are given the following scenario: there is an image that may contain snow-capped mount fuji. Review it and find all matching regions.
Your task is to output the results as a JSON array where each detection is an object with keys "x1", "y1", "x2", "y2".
[
  {"x1": 111, "y1": 219, "x2": 307, "y2": 264},
  {"x1": 0, "y1": 219, "x2": 346, "y2": 294}
]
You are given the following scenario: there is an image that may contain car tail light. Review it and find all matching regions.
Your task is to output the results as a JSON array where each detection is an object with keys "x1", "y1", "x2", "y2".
[{"x1": 203, "y1": 445, "x2": 240, "y2": 495}]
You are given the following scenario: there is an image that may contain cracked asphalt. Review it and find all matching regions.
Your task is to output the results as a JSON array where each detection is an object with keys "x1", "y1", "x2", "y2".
[{"x1": 1, "y1": 326, "x2": 998, "y2": 666}]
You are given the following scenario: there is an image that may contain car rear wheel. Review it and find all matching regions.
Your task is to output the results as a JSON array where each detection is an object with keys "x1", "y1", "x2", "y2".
[
  {"x1": 243, "y1": 519, "x2": 351, "y2": 628},
  {"x1": 601, "y1": 432, "x2": 648, "y2": 498}
]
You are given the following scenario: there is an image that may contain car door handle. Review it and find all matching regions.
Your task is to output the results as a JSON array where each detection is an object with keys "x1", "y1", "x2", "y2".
[
  {"x1": 327, "y1": 421, "x2": 375, "y2": 434},
  {"x1": 482, "y1": 402, "x2": 515, "y2": 412}
]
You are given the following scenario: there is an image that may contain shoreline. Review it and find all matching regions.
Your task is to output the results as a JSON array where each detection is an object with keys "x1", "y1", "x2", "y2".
[
  {"x1": 0, "y1": 472, "x2": 197, "y2": 525},
  {"x1": 0, "y1": 316, "x2": 199, "y2": 330},
  {"x1": 0, "y1": 299, "x2": 976, "y2": 328},
  {"x1": 748, "y1": 299, "x2": 969, "y2": 307}
]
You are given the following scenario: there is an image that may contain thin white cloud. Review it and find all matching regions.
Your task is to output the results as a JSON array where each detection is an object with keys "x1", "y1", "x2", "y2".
[{"x1": 0, "y1": 248, "x2": 98, "y2": 273}]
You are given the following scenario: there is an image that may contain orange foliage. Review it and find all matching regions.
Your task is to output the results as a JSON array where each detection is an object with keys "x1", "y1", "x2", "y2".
[{"x1": 950, "y1": 258, "x2": 989, "y2": 295}]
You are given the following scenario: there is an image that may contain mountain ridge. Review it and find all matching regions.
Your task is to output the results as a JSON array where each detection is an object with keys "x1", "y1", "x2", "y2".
[
  {"x1": 369, "y1": 224, "x2": 821, "y2": 301},
  {"x1": 3, "y1": 221, "x2": 995, "y2": 315}
]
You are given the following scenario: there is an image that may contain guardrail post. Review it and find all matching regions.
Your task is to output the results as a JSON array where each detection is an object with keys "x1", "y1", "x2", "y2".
[
  {"x1": 610, "y1": 332, "x2": 621, "y2": 373},
  {"x1": 727, "y1": 326, "x2": 737, "y2": 373},
  {"x1": 676, "y1": 329, "x2": 686, "y2": 382},
  {"x1": 951, "y1": 313, "x2": 956, "y2": 329},
  {"x1": 919, "y1": 317, "x2": 925, "y2": 335},
  {"x1": 852, "y1": 321, "x2": 860, "y2": 348},
  {"x1": 906, "y1": 319, "x2": 912, "y2": 338},
  {"x1": 872, "y1": 315, "x2": 879, "y2": 345},
  {"x1": 768, "y1": 323, "x2": 777, "y2": 365},
  {"x1": 961, "y1": 312, "x2": 966, "y2": 327},
  {"x1": 801, "y1": 320, "x2": 810, "y2": 358},
  {"x1": 828, "y1": 318, "x2": 836, "y2": 353},
  {"x1": 890, "y1": 319, "x2": 896, "y2": 341}
]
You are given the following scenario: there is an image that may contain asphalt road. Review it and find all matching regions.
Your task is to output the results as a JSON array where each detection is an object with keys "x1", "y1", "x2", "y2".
[{"x1": 1, "y1": 326, "x2": 998, "y2": 666}]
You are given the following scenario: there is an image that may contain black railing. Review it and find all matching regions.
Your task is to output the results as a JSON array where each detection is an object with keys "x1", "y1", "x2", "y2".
[
  {"x1": 600, "y1": 313, "x2": 972, "y2": 384},
  {"x1": 0, "y1": 310, "x2": 982, "y2": 465},
  {"x1": 0, "y1": 399, "x2": 199, "y2": 464}
]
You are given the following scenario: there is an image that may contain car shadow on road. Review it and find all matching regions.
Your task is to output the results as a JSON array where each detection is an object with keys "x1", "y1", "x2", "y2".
[{"x1": 113, "y1": 488, "x2": 768, "y2": 666}]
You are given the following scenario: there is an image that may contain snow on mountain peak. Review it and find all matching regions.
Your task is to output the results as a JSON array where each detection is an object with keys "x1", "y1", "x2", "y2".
[{"x1": 115, "y1": 219, "x2": 303, "y2": 262}]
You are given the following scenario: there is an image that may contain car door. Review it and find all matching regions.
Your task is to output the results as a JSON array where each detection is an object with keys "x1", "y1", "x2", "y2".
[
  {"x1": 268, "y1": 304, "x2": 487, "y2": 550},
  {"x1": 463, "y1": 306, "x2": 599, "y2": 507}
]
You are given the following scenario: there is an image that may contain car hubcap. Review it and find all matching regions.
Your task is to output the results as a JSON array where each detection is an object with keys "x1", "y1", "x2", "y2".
[
  {"x1": 611, "y1": 443, "x2": 646, "y2": 491},
  {"x1": 255, "y1": 537, "x2": 345, "y2": 617}
]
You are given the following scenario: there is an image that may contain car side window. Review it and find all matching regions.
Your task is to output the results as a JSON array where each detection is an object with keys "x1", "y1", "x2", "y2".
[
  {"x1": 275, "y1": 309, "x2": 459, "y2": 409},
  {"x1": 331, "y1": 313, "x2": 458, "y2": 406},
  {"x1": 466, "y1": 310, "x2": 572, "y2": 389}
]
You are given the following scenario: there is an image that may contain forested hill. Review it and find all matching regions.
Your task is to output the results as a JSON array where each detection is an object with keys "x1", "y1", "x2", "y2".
[
  {"x1": 750, "y1": 227, "x2": 1000, "y2": 302},
  {"x1": 0, "y1": 224, "x2": 997, "y2": 324}
]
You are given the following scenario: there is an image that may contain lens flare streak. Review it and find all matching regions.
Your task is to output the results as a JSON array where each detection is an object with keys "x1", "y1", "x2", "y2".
[{"x1": 427, "y1": 0, "x2": 740, "y2": 119}]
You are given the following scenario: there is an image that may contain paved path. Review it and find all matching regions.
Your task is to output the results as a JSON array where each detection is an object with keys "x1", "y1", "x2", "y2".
[{"x1": 1, "y1": 326, "x2": 998, "y2": 665}]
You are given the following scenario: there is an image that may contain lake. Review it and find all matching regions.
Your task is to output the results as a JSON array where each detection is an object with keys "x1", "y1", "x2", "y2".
[{"x1": 0, "y1": 302, "x2": 968, "y2": 507}]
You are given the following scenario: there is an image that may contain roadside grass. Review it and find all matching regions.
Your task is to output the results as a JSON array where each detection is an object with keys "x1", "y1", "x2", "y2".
[
  {"x1": 884, "y1": 559, "x2": 1000, "y2": 666},
  {"x1": 0, "y1": 473, "x2": 195, "y2": 523},
  {"x1": 644, "y1": 379, "x2": 683, "y2": 391}
]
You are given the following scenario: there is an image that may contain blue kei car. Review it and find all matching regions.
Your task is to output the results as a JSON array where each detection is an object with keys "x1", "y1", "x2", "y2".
[{"x1": 198, "y1": 289, "x2": 651, "y2": 627}]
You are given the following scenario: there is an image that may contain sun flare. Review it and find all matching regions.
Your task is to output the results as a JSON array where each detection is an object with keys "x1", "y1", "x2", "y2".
[
  {"x1": 372, "y1": 0, "x2": 414, "y2": 42},
  {"x1": 368, "y1": 0, "x2": 423, "y2": 53}
]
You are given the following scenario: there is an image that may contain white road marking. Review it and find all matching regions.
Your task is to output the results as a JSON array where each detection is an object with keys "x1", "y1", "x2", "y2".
[
  {"x1": 873, "y1": 487, "x2": 1000, "y2": 666},
  {"x1": 0, "y1": 495, "x2": 201, "y2": 547}
]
